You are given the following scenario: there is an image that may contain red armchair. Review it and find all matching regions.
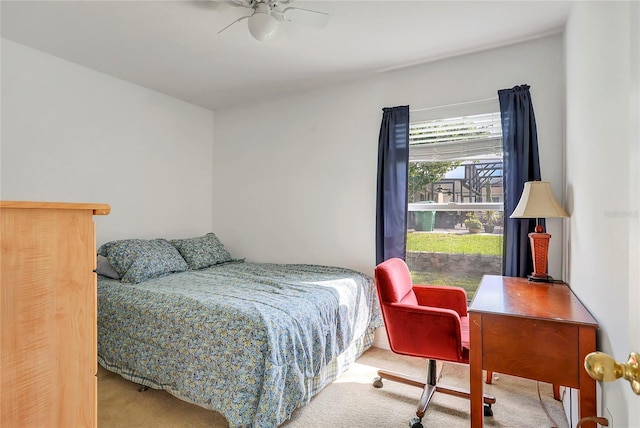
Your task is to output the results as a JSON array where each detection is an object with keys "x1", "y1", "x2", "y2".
[{"x1": 372, "y1": 258, "x2": 495, "y2": 428}]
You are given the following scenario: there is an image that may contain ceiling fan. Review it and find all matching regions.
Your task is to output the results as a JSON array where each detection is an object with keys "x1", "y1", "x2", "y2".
[{"x1": 218, "y1": 0, "x2": 329, "y2": 41}]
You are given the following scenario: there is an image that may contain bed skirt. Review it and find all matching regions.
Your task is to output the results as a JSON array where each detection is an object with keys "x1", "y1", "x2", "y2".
[{"x1": 98, "y1": 324, "x2": 377, "y2": 426}]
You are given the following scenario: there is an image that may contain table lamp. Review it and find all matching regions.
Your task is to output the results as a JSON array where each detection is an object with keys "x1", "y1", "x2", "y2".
[{"x1": 510, "y1": 181, "x2": 568, "y2": 282}]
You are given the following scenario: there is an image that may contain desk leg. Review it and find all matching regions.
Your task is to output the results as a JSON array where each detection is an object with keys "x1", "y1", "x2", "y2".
[
  {"x1": 578, "y1": 327, "x2": 598, "y2": 428},
  {"x1": 470, "y1": 312, "x2": 483, "y2": 428}
]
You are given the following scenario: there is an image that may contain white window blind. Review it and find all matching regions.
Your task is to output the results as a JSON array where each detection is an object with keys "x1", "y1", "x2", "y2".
[{"x1": 409, "y1": 112, "x2": 502, "y2": 162}]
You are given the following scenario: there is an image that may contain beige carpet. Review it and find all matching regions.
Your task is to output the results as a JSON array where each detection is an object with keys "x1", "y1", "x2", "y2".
[{"x1": 98, "y1": 347, "x2": 570, "y2": 428}]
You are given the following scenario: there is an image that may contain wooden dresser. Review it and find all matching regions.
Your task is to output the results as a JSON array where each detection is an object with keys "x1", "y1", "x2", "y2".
[{"x1": 1, "y1": 201, "x2": 110, "y2": 428}]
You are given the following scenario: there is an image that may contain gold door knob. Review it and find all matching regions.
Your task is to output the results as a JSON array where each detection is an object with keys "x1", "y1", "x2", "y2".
[{"x1": 584, "y1": 351, "x2": 640, "y2": 394}]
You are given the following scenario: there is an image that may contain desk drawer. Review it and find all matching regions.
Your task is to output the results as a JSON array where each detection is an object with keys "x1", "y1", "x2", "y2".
[{"x1": 481, "y1": 314, "x2": 580, "y2": 387}]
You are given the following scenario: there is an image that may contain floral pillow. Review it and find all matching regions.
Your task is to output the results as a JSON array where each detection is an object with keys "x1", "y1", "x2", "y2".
[
  {"x1": 170, "y1": 233, "x2": 233, "y2": 270},
  {"x1": 98, "y1": 239, "x2": 188, "y2": 284}
]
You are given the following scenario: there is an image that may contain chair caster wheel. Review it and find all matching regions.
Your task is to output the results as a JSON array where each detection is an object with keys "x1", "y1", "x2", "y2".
[
  {"x1": 484, "y1": 403, "x2": 493, "y2": 417},
  {"x1": 372, "y1": 376, "x2": 383, "y2": 388},
  {"x1": 410, "y1": 417, "x2": 424, "y2": 428}
]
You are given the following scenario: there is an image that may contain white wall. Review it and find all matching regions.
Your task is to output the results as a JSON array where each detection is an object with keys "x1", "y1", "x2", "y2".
[
  {"x1": 565, "y1": 2, "x2": 640, "y2": 427},
  {"x1": 213, "y1": 35, "x2": 566, "y2": 277},
  {"x1": 1, "y1": 39, "x2": 215, "y2": 246}
]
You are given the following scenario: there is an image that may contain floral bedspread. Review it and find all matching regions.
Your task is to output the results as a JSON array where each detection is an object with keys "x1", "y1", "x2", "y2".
[{"x1": 97, "y1": 262, "x2": 381, "y2": 427}]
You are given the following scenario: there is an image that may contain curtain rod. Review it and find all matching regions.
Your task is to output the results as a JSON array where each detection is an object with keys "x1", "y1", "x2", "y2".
[{"x1": 410, "y1": 96, "x2": 498, "y2": 113}]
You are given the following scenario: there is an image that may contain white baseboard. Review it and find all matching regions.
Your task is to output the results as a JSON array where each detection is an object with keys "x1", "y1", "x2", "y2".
[{"x1": 372, "y1": 327, "x2": 390, "y2": 350}]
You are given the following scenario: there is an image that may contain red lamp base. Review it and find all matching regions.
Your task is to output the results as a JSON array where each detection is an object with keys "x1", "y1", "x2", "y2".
[
  {"x1": 527, "y1": 273, "x2": 555, "y2": 283},
  {"x1": 529, "y1": 230, "x2": 552, "y2": 281}
]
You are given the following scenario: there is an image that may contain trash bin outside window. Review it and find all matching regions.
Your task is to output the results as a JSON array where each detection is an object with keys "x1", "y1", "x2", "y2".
[{"x1": 414, "y1": 201, "x2": 436, "y2": 231}]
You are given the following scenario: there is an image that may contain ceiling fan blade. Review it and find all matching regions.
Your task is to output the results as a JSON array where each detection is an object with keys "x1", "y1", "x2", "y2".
[
  {"x1": 282, "y1": 6, "x2": 329, "y2": 29},
  {"x1": 226, "y1": 0, "x2": 252, "y2": 7},
  {"x1": 271, "y1": 10, "x2": 286, "y2": 22},
  {"x1": 190, "y1": 0, "x2": 245, "y2": 10},
  {"x1": 217, "y1": 15, "x2": 250, "y2": 34}
]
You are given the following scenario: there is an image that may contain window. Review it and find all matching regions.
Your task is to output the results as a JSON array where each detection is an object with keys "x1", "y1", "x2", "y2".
[{"x1": 406, "y1": 108, "x2": 504, "y2": 301}]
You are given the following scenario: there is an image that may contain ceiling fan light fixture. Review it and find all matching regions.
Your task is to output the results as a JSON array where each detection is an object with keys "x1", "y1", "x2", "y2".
[{"x1": 248, "y1": 12, "x2": 278, "y2": 41}]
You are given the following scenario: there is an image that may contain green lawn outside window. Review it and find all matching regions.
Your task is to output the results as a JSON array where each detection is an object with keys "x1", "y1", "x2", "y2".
[{"x1": 406, "y1": 232, "x2": 503, "y2": 301}]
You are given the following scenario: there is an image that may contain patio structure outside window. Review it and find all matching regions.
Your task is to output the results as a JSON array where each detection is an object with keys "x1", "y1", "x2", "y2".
[{"x1": 407, "y1": 110, "x2": 504, "y2": 301}]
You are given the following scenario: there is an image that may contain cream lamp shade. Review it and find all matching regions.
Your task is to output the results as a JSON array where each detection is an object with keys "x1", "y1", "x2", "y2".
[{"x1": 510, "y1": 181, "x2": 568, "y2": 219}]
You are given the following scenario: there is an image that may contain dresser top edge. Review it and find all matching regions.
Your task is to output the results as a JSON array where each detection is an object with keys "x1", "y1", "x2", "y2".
[{"x1": 0, "y1": 201, "x2": 110, "y2": 215}]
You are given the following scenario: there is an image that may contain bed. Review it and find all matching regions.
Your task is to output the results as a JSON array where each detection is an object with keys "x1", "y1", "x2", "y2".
[{"x1": 96, "y1": 234, "x2": 382, "y2": 428}]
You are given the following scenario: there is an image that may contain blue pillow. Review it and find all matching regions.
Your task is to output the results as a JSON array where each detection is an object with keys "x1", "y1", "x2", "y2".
[
  {"x1": 98, "y1": 239, "x2": 188, "y2": 284},
  {"x1": 170, "y1": 233, "x2": 232, "y2": 270}
]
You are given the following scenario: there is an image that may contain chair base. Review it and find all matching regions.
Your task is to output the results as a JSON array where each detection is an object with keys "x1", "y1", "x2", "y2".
[{"x1": 374, "y1": 361, "x2": 496, "y2": 424}]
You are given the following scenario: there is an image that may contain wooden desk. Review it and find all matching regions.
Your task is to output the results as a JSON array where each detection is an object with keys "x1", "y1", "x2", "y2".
[{"x1": 469, "y1": 275, "x2": 598, "y2": 428}]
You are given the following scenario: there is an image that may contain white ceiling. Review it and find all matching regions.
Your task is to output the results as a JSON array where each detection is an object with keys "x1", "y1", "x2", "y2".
[{"x1": 1, "y1": 0, "x2": 572, "y2": 111}]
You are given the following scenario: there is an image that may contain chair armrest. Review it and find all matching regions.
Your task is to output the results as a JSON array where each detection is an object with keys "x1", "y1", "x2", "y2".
[
  {"x1": 383, "y1": 302, "x2": 465, "y2": 362},
  {"x1": 412, "y1": 285, "x2": 468, "y2": 317}
]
